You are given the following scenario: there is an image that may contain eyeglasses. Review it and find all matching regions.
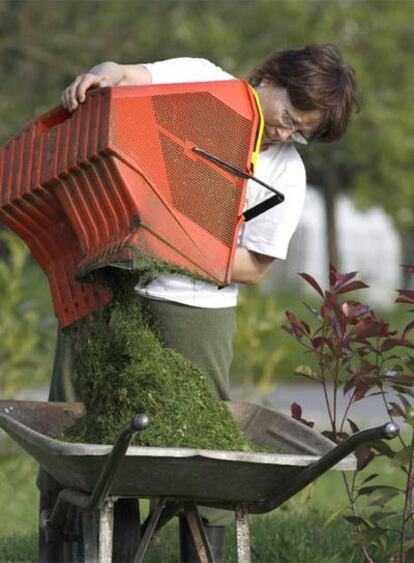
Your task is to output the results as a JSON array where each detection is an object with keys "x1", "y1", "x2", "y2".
[{"x1": 280, "y1": 109, "x2": 309, "y2": 145}]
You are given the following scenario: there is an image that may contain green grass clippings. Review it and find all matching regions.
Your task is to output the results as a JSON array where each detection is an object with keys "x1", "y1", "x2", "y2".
[{"x1": 64, "y1": 268, "x2": 271, "y2": 452}]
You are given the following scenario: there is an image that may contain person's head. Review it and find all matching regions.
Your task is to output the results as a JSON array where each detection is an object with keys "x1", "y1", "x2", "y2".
[{"x1": 249, "y1": 44, "x2": 359, "y2": 147}]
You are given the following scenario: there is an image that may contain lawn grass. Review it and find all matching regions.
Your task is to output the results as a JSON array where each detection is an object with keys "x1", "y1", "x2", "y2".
[
  {"x1": 0, "y1": 442, "x2": 39, "y2": 536},
  {"x1": 0, "y1": 508, "x2": 361, "y2": 563},
  {"x1": 0, "y1": 533, "x2": 37, "y2": 563},
  {"x1": 143, "y1": 510, "x2": 362, "y2": 563}
]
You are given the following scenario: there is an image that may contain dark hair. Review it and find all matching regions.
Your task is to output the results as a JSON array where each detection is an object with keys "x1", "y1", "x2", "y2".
[{"x1": 249, "y1": 44, "x2": 360, "y2": 142}]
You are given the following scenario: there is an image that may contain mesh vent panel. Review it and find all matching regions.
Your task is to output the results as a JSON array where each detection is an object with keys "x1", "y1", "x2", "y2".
[
  {"x1": 153, "y1": 92, "x2": 251, "y2": 170},
  {"x1": 160, "y1": 134, "x2": 241, "y2": 247},
  {"x1": 112, "y1": 98, "x2": 172, "y2": 201},
  {"x1": 112, "y1": 89, "x2": 252, "y2": 247}
]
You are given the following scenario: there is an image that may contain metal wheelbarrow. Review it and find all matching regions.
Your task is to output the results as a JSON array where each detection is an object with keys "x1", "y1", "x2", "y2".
[{"x1": 0, "y1": 399, "x2": 398, "y2": 563}]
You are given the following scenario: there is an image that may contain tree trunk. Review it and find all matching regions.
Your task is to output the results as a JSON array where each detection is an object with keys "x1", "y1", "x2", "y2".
[{"x1": 322, "y1": 175, "x2": 340, "y2": 270}]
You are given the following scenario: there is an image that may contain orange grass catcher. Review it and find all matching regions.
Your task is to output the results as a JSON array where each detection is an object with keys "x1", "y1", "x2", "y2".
[{"x1": 0, "y1": 80, "x2": 281, "y2": 327}]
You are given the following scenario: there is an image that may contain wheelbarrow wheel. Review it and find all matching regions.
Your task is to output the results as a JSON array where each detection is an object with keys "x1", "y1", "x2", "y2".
[
  {"x1": 38, "y1": 521, "x2": 62, "y2": 562},
  {"x1": 38, "y1": 505, "x2": 84, "y2": 563},
  {"x1": 76, "y1": 499, "x2": 140, "y2": 562},
  {"x1": 62, "y1": 506, "x2": 84, "y2": 563},
  {"x1": 39, "y1": 497, "x2": 140, "y2": 562},
  {"x1": 67, "y1": 500, "x2": 140, "y2": 562},
  {"x1": 113, "y1": 498, "x2": 141, "y2": 562}
]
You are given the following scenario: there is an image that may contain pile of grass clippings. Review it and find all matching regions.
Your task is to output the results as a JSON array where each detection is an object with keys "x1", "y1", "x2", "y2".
[{"x1": 63, "y1": 268, "x2": 269, "y2": 452}]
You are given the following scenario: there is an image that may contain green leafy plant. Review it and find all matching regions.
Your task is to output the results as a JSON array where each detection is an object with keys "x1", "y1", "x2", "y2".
[
  {"x1": 232, "y1": 285, "x2": 295, "y2": 390},
  {"x1": 284, "y1": 264, "x2": 414, "y2": 562},
  {"x1": 0, "y1": 231, "x2": 54, "y2": 397}
]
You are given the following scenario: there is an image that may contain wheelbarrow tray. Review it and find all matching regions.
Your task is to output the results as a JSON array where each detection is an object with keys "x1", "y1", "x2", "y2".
[{"x1": 0, "y1": 400, "x2": 356, "y2": 513}]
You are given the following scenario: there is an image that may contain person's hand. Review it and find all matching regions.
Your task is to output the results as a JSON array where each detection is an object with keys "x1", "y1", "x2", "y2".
[{"x1": 61, "y1": 73, "x2": 110, "y2": 112}]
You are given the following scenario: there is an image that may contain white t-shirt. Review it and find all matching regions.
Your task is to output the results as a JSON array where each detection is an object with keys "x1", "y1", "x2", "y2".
[{"x1": 135, "y1": 58, "x2": 306, "y2": 308}]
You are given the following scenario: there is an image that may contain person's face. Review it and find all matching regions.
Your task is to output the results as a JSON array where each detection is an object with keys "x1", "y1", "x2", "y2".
[{"x1": 255, "y1": 78, "x2": 323, "y2": 149}]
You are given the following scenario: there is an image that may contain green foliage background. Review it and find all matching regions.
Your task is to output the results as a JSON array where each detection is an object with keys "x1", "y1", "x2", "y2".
[{"x1": 0, "y1": 233, "x2": 54, "y2": 397}]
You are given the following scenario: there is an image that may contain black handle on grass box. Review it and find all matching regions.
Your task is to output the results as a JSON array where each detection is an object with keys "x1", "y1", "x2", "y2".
[{"x1": 192, "y1": 147, "x2": 285, "y2": 221}]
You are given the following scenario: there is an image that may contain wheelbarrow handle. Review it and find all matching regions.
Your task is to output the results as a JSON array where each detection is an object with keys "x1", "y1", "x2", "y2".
[
  {"x1": 309, "y1": 422, "x2": 399, "y2": 476},
  {"x1": 260, "y1": 422, "x2": 399, "y2": 513},
  {"x1": 87, "y1": 413, "x2": 150, "y2": 511},
  {"x1": 44, "y1": 413, "x2": 150, "y2": 540}
]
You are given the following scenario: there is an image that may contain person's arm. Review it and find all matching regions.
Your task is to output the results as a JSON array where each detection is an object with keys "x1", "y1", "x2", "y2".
[
  {"x1": 231, "y1": 247, "x2": 275, "y2": 285},
  {"x1": 61, "y1": 62, "x2": 152, "y2": 112}
]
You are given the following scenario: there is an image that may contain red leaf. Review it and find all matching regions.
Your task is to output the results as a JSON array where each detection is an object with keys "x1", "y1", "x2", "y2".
[
  {"x1": 381, "y1": 339, "x2": 398, "y2": 352},
  {"x1": 331, "y1": 315, "x2": 343, "y2": 340},
  {"x1": 402, "y1": 264, "x2": 414, "y2": 274},
  {"x1": 382, "y1": 338, "x2": 414, "y2": 352},
  {"x1": 329, "y1": 264, "x2": 338, "y2": 289},
  {"x1": 350, "y1": 319, "x2": 391, "y2": 340},
  {"x1": 343, "y1": 377, "x2": 356, "y2": 395},
  {"x1": 385, "y1": 375, "x2": 414, "y2": 386},
  {"x1": 397, "y1": 289, "x2": 414, "y2": 300},
  {"x1": 396, "y1": 297, "x2": 414, "y2": 305},
  {"x1": 403, "y1": 320, "x2": 414, "y2": 338},
  {"x1": 285, "y1": 311, "x2": 310, "y2": 336},
  {"x1": 347, "y1": 418, "x2": 360, "y2": 434},
  {"x1": 321, "y1": 303, "x2": 331, "y2": 322},
  {"x1": 311, "y1": 336, "x2": 325, "y2": 349},
  {"x1": 335, "y1": 271, "x2": 359, "y2": 289},
  {"x1": 388, "y1": 402, "x2": 404, "y2": 417},
  {"x1": 326, "y1": 292, "x2": 347, "y2": 324},
  {"x1": 354, "y1": 377, "x2": 370, "y2": 401},
  {"x1": 299, "y1": 272, "x2": 324, "y2": 297},
  {"x1": 395, "y1": 289, "x2": 414, "y2": 304},
  {"x1": 349, "y1": 304, "x2": 371, "y2": 319},
  {"x1": 291, "y1": 402, "x2": 302, "y2": 420},
  {"x1": 335, "y1": 281, "x2": 369, "y2": 295},
  {"x1": 355, "y1": 447, "x2": 375, "y2": 471},
  {"x1": 290, "y1": 403, "x2": 314, "y2": 427},
  {"x1": 329, "y1": 266, "x2": 359, "y2": 291}
]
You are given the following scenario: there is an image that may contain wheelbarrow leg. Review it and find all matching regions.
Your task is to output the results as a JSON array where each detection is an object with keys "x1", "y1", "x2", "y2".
[
  {"x1": 133, "y1": 497, "x2": 167, "y2": 563},
  {"x1": 182, "y1": 502, "x2": 216, "y2": 563},
  {"x1": 235, "y1": 505, "x2": 250, "y2": 563},
  {"x1": 82, "y1": 500, "x2": 114, "y2": 563},
  {"x1": 99, "y1": 499, "x2": 114, "y2": 563}
]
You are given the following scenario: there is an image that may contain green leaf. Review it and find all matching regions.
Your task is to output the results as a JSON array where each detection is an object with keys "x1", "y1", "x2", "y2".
[
  {"x1": 397, "y1": 393, "x2": 414, "y2": 424},
  {"x1": 324, "y1": 507, "x2": 345, "y2": 528},
  {"x1": 372, "y1": 440, "x2": 395, "y2": 458},
  {"x1": 344, "y1": 515, "x2": 372, "y2": 527},
  {"x1": 359, "y1": 473, "x2": 379, "y2": 485},
  {"x1": 369, "y1": 510, "x2": 400, "y2": 522},
  {"x1": 357, "y1": 484, "x2": 400, "y2": 496},
  {"x1": 391, "y1": 445, "x2": 413, "y2": 468},
  {"x1": 392, "y1": 385, "x2": 414, "y2": 398},
  {"x1": 354, "y1": 526, "x2": 387, "y2": 547},
  {"x1": 294, "y1": 365, "x2": 319, "y2": 380},
  {"x1": 357, "y1": 485, "x2": 401, "y2": 506}
]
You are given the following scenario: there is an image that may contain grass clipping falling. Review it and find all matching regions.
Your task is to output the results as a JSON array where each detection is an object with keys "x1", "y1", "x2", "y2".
[{"x1": 64, "y1": 270, "x2": 264, "y2": 452}]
